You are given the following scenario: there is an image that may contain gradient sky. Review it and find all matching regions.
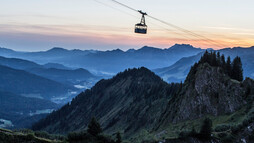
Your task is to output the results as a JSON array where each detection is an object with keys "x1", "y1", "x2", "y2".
[{"x1": 1, "y1": 0, "x2": 254, "y2": 51}]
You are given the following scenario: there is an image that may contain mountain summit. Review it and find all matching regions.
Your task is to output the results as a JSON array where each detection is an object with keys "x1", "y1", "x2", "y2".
[
  {"x1": 169, "y1": 44, "x2": 196, "y2": 50},
  {"x1": 32, "y1": 67, "x2": 180, "y2": 135},
  {"x1": 159, "y1": 52, "x2": 253, "y2": 125}
]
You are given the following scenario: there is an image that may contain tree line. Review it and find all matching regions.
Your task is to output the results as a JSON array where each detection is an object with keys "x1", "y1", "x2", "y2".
[
  {"x1": 188, "y1": 51, "x2": 243, "y2": 82},
  {"x1": 67, "y1": 117, "x2": 121, "y2": 143}
]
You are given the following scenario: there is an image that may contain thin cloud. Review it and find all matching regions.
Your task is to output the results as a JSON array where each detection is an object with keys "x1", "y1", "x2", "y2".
[
  {"x1": 204, "y1": 26, "x2": 254, "y2": 32},
  {"x1": 0, "y1": 24, "x2": 253, "y2": 51},
  {"x1": 233, "y1": 33, "x2": 254, "y2": 36}
]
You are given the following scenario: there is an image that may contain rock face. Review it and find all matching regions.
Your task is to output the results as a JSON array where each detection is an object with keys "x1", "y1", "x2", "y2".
[
  {"x1": 32, "y1": 67, "x2": 180, "y2": 135},
  {"x1": 160, "y1": 63, "x2": 251, "y2": 125}
]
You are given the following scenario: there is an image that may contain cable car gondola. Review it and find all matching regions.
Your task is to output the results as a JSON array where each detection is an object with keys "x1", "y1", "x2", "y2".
[{"x1": 135, "y1": 10, "x2": 147, "y2": 34}]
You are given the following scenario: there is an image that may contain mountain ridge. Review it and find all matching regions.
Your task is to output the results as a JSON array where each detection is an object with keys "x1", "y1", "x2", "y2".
[
  {"x1": 0, "y1": 65, "x2": 75, "y2": 100},
  {"x1": 32, "y1": 67, "x2": 180, "y2": 137},
  {"x1": 0, "y1": 44, "x2": 204, "y2": 73}
]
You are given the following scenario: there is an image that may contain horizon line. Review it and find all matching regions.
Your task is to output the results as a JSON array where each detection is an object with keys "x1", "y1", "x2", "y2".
[{"x1": 1, "y1": 43, "x2": 254, "y2": 53}]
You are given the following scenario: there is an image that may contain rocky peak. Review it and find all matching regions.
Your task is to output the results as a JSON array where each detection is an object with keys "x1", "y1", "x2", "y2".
[
  {"x1": 169, "y1": 44, "x2": 195, "y2": 50},
  {"x1": 160, "y1": 62, "x2": 250, "y2": 126}
]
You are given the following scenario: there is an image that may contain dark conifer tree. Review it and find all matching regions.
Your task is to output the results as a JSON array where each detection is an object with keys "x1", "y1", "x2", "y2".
[
  {"x1": 116, "y1": 132, "x2": 122, "y2": 143},
  {"x1": 200, "y1": 50, "x2": 209, "y2": 64},
  {"x1": 216, "y1": 52, "x2": 221, "y2": 66},
  {"x1": 87, "y1": 117, "x2": 102, "y2": 136},
  {"x1": 226, "y1": 56, "x2": 232, "y2": 77},
  {"x1": 221, "y1": 54, "x2": 226, "y2": 68},
  {"x1": 188, "y1": 51, "x2": 244, "y2": 83},
  {"x1": 232, "y1": 56, "x2": 243, "y2": 81},
  {"x1": 211, "y1": 51, "x2": 217, "y2": 66},
  {"x1": 199, "y1": 118, "x2": 212, "y2": 139}
]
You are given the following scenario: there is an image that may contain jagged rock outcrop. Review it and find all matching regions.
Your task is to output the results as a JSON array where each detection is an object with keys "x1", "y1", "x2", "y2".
[{"x1": 159, "y1": 63, "x2": 252, "y2": 125}]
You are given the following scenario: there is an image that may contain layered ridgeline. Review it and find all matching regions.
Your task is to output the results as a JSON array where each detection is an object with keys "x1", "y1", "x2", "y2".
[
  {"x1": 0, "y1": 44, "x2": 203, "y2": 73},
  {"x1": 33, "y1": 52, "x2": 254, "y2": 143},
  {"x1": 0, "y1": 65, "x2": 74, "y2": 100},
  {"x1": 155, "y1": 46, "x2": 254, "y2": 83},
  {"x1": 0, "y1": 56, "x2": 98, "y2": 88}
]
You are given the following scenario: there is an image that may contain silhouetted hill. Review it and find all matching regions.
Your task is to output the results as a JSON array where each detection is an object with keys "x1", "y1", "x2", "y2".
[
  {"x1": 0, "y1": 65, "x2": 75, "y2": 100},
  {"x1": 0, "y1": 56, "x2": 42, "y2": 70},
  {"x1": 153, "y1": 53, "x2": 203, "y2": 82},
  {"x1": 0, "y1": 47, "x2": 17, "y2": 56},
  {"x1": 29, "y1": 67, "x2": 97, "y2": 86},
  {"x1": 43, "y1": 63, "x2": 71, "y2": 70},
  {"x1": 32, "y1": 67, "x2": 180, "y2": 136},
  {"x1": 0, "y1": 56, "x2": 98, "y2": 90}
]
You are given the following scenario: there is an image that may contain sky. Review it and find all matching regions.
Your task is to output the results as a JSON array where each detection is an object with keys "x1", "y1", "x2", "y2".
[{"x1": 0, "y1": 0, "x2": 254, "y2": 51}]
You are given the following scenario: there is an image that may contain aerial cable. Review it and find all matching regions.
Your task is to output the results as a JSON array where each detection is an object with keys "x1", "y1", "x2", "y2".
[
  {"x1": 111, "y1": 0, "x2": 139, "y2": 13},
  {"x1": 94, "y1": 0, "x2": 137, "y2": 18},
  {"x1": 147, "y1": 15, "x2": 226, "y2": 48},
  {"x1": 94, "y1": 0, "x2": 193, "y2": 40},
  {"x1": 107, "y1": 0, "x2": 226, "y2": 48}
]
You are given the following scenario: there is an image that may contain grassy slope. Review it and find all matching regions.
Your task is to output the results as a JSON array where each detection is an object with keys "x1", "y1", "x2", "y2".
[
  {"x1": 0, "y1": 128, "x2": 64, "y2": 143},
  {"x1": 130, "y1": 103, "x2": 253, "y2": 142},
  {"x1": 1, "y1": 99, "x2": 252, "y2": 143}
]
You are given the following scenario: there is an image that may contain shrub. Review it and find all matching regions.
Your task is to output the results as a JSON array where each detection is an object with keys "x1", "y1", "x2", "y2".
[
  {"x1": 199, "y1": 118, "x2": 212, "y2": 139},
  {"x1": 215, "y1": 124, "x2": 231, "y2": 132},
  {"x1": 220, "y1": 134, "x2": 235, "y2": 143},
  {"x1": 88, "y1": 117, "x2": 102, "y2": 136}
]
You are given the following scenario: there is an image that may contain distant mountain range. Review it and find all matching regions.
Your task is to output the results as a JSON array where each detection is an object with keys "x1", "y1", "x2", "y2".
[
  {"x1": 43, "y1": 63, "x2": 72, "y2": 70},
  {"x1": 0, "y1": 56, "x2": 99, "y2": 89},
  {"x1": 28, "y1": 67, "x2": 97, "y2": 86},
  {"x1": 0, "y1": 44, "x2": 204, "y2": 74},
  {"x1": 153, "y1": 53, "x2": 203, "y2": 83},
  {"x1": 1, "y1": 45, "x2": 254, "y2": 83},
  {"x1": 154, "y1": 46, "x2": 254, "y2": 82},
  {"x1": 0, "y1": 65, "x2": 74, "y2": 100}
]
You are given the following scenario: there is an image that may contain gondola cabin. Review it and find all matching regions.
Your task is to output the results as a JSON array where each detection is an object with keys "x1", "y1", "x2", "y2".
[
  {"x1": 135, "y1": 10, "x2": 147, "y2": 34},
  {"x1": 135, "y1": 23, "x2": 147, "y2": 34}
]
